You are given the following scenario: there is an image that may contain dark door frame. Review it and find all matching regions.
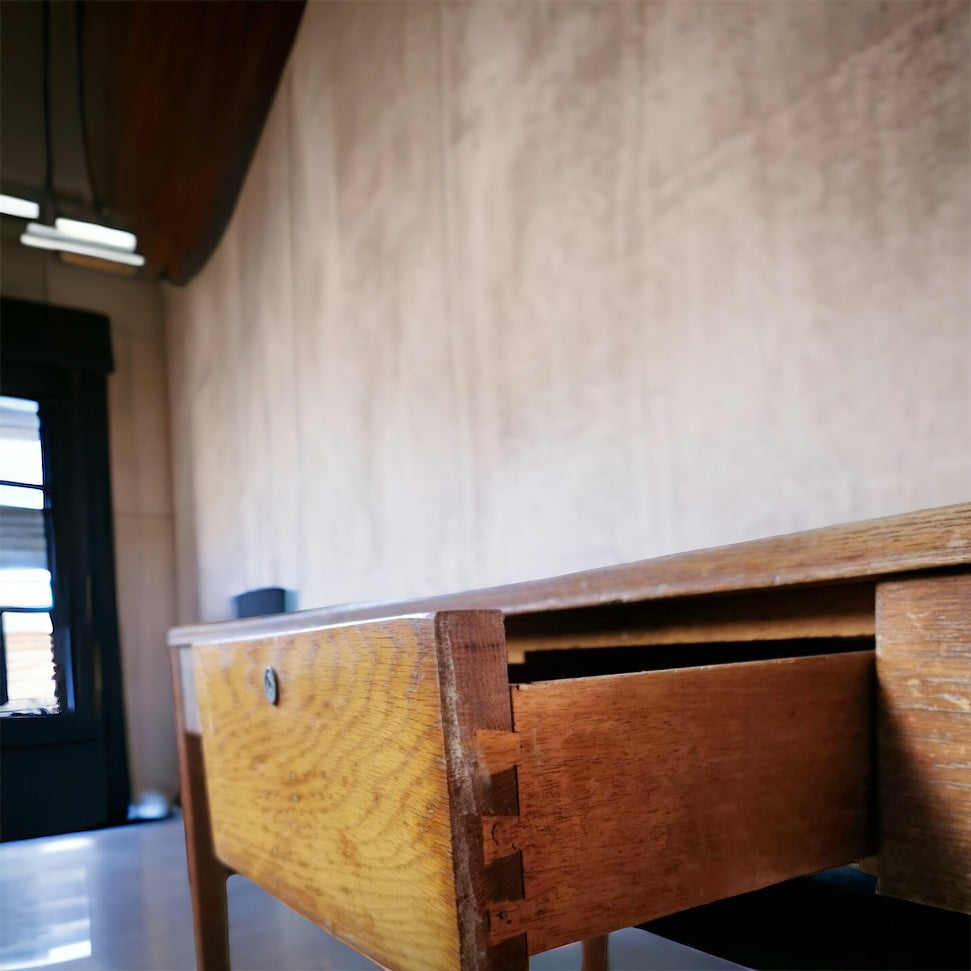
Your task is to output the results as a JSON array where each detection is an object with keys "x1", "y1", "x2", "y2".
[{"x1": 1, "y1": 296, "x2": 130, "y2": 839}]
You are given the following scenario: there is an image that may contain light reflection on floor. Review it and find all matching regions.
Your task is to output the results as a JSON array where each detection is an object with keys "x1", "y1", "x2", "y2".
[
  {"x1": 0, "y1": 862, "x2": 91, "y2": 969},
  {"x1": 0, "y1": 814, "x2": 744, "y2": 970}
]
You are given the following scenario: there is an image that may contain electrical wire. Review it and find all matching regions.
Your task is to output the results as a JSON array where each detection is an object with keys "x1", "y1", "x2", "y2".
[
  {"x1": 40, "y1": 0, "x2": 55, "y2": 217},
  {"x1": 73, "y1": 0, "x2": 104, "y2": 216},
  {"x1": 40, "y1": 0, "x2": 53, "y2": 299}
]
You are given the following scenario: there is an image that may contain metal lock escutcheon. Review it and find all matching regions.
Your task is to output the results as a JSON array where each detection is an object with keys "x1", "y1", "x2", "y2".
[{"x1": 263, "y1": 666, "x2": 279, "y2": 705}]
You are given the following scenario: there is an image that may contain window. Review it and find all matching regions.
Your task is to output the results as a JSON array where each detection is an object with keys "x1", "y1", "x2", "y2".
[
  {"x1": 1, "y1": 297, "x2": 130, "y2": 839},
  {"x1": 0, "y1": 396, "x2": 60, "y2": 714}
]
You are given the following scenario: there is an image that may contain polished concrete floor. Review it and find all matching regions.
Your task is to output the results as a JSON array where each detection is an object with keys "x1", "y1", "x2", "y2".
[{"x1": 0, "y1": 814, "x2": 743, "y2": 971}]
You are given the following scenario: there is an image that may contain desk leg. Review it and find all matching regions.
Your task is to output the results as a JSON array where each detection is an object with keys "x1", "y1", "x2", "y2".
[
  {"x1": 876, "y1": 574, "x2": 971, "y2": 914},
  {"x1": 171, "y1": 647, "x2": 232, "y2": 971},
  {"x1": 581, "y1": 935, "x2": 608, "y2": 971}
]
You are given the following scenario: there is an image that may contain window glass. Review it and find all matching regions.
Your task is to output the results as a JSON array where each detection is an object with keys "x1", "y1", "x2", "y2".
[
  {"x1": 0, "y1": 395, "x2": 51, "y2": 598},
  {"x1": 0, "y1": 396, "x2": 58, "y2": 714},
  {"x1": 0, "y1": 397, "x2": 43, "y2": 485},
  {"x1": 0, "y1": 483, "x2": 44, "y2": 509},
  {"x1": 0, "y1": 568, "x2": 53, "y2": 610},
  {"x1": 2, "y1": 611, "x2": 58, "y2": 713}
]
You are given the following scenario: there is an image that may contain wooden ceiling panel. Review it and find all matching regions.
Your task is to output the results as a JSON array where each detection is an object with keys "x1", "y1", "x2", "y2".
[{"x1": 79, "y1": 0, "x2": 305, "y2": 283}]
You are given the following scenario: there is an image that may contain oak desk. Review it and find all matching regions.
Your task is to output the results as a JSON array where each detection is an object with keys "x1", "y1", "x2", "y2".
[{"x1": 169, "y1": 504, "x2": 971, "y2": 970}]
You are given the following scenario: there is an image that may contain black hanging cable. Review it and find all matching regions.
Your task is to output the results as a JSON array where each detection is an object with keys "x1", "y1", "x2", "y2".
[
  {"x1": 73, "y1": 0, "x2": 103, "y2": 217},
  {"x1": 40, "y1": 0, "x2": 56, "y2": 222},
  {"x1": 38, "y1": 0, "x2": 53, "y2": 298}
]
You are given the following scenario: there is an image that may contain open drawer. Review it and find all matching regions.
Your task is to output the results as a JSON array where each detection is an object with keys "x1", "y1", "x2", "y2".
[{"x1": 192, "y1": 610, "x2": 873, "y2": 971}]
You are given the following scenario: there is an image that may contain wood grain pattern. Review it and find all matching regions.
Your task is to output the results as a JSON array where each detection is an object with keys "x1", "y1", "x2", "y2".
[
  {"x1": 169, "y1": 504, "x2": 970, "y2": 649},
  {"x1": 79, "y1": 0, "x2": 305, "y2": 283},
  {"x1": 193, "y1": 616, "x2": 463, "y2": 971},
  {"x1": 475, "y1": 729, "x2": 533, "y2": 776},
  {"x1": 505, "y1": 652, "x2": 874, "y2": 954},
  {"x1": 169, "y1": 646, "x2": 231, "y2": 971},
  {"x1": 877, "y1": 573, "x2": 971, "y2": 913},
  {"x1": 434, "y1": 612, "x2": 527, "y2": 969}
]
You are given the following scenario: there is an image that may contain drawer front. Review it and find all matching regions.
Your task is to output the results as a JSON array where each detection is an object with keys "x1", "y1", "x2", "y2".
[
  {"x1": 193, "y1": 616, "x2": 462, "y2": 971},
  {"x1": 484, "y1": 651, "x2": 874, "y2": 954}
]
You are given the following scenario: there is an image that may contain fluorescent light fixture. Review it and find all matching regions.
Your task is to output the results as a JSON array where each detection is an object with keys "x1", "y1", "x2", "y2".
[
  {"x1": 0, "y1": 194, "x2": 40, "y2": 219},
  {"x1": 21, "y1": 222, "x2": 145, "y2": 268},
  {"x1": 55, "y1": 216, "x2": 136, "y2": 252}
]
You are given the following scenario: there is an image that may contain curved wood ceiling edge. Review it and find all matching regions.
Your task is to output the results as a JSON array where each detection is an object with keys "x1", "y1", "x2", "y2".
[{"x1": 80, "y1": 0, "x2": 305, "y2": 285}]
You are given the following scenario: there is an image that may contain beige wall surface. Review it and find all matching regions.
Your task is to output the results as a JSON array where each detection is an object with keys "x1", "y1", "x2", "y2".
[
  {"x1": 2, "y1": 241, "x2": 178, "y2": 798},
  {"x1": 166, "y1": 1, "x2": 970, "y2": 624}
]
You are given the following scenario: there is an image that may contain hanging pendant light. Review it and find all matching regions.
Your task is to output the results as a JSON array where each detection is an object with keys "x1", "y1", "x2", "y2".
[{"x1": 11, "y1": 1, "x2": 145, "y2": 273}]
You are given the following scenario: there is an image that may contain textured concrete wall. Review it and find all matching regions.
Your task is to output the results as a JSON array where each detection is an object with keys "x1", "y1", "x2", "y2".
[
  {"x1": 2, "y1": 241, "x2": 178, "y2": 797},
  {"x1": 165, "y1": 1, "x2": 970, "y2": 623}
]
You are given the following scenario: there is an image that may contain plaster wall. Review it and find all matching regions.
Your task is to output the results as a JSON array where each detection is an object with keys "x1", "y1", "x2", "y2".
[{"x1": 165, "y1": 1, "x2": 970, "y2": 622}]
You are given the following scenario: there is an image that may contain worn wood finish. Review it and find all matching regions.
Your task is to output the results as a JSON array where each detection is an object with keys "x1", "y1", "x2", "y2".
[
  {"x1": 176, "y1": 644, "x2": 201, "y2": 736},
  {"x1": 192, "y1": 616, "x2": 465, "y2": 971},
  {"x1": 171, "y1": 583, "x2": 876, "y2": 738},
  {"x1": 434, "y1": 612, "x2": 527, "y2": 969},
  {"x1": 169, "y1": 646, "x2": 231, "y2": 971},
  {"x1": 170, "y1": 505, "x2": 971, "y2": 970},
  {"x1": 877, "y1": 573, "x2": 971, "y2": 913},
  {"x1": 168, "y1": 504, "x2": 971, "y2": 649},
  {"x1": 498, "y1": 652, "x2": 874, "y2": 954}
]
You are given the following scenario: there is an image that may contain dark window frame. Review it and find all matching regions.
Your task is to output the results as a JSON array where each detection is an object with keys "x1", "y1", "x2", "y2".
[{"x1": 0, "y1": 296, "x2": 130, "y2": 834}]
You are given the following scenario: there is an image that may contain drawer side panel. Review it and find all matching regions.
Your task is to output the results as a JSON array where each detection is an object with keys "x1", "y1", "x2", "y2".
[
  {"x1": 877, "y1": 573, "x2": 971, "y2": 913},
  {"x1": 508, "y1": 651, "x2": 874, "y2": 954},
  {"x1": 193, "y1": 617, "x2": 461, "y2": 971}
]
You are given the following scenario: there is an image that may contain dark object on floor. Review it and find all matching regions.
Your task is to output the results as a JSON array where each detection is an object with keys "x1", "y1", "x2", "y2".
[{"x1": 640, "y1": 867, "x2": 971, "y2": 970}]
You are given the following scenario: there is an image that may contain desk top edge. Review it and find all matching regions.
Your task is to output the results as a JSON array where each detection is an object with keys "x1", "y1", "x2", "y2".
[{"x1": 168, "y1": 502, "x2": 971, "y2": 647}]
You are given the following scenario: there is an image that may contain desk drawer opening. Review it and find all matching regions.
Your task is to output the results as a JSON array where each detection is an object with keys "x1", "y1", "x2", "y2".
[{"x1": 508, "y1": 635, "x2": 874, "y2": 683}]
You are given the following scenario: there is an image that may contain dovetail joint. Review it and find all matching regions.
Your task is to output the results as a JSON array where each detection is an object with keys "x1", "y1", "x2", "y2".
[
  {"x1": 487, "y1": 899, "x2": 532, "y2": 945},
  {"x1": 474, "y1": 729, "x2": 532, "y2": 775},
  {"x1": 481, "y1": 814, "x2": 528, "y2": 865}
]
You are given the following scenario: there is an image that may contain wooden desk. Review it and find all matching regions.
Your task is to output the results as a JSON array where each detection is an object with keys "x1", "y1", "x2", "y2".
[{"x1": 169, "y1": 504, "x2": 971, "y2": 970}]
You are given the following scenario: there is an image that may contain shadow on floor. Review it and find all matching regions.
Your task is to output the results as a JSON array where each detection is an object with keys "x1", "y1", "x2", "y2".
[{"x1": 641, "y1": 868, "x2": 970, "y2": 971}]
